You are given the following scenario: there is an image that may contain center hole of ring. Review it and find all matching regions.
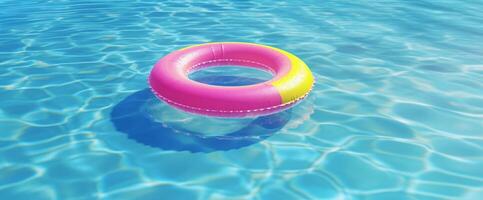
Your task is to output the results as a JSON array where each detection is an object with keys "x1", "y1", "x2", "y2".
[{"x1": 188, "y1": 65, "x2": 274, "y2": 86}]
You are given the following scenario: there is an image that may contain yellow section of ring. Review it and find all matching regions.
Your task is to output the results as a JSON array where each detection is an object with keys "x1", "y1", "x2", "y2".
[{"x1": 267, "y1": 47, "x2": 314, "y2": 103}]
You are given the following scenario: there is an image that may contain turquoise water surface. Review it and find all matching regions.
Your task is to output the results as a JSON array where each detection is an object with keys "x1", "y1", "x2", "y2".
[{"x1": 1, "y1": 0, "x2": 483, "y2": 199}]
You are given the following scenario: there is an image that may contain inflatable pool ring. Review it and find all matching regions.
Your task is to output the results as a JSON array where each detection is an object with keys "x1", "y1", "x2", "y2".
[{"x1": 149, "y1": 42, "x2": 314, "y2": 117}]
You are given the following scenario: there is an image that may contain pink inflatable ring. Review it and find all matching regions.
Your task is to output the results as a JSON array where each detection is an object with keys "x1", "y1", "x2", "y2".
[{"x1": 149, "y1": 42, "x2": 314, "y2": 118}]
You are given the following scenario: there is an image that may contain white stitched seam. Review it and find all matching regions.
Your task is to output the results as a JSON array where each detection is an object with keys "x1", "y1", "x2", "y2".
[
  {"x1": 187, "y1": 59, "x2": 276, "y2": 75},
  {"x1": 148, "y1": 76, "x2": 315, "y2": 113}
]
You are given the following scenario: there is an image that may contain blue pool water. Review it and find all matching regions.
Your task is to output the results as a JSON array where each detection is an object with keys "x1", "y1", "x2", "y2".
[{"x1": 1, "y1": 0, "x2": 483, "y2": 199}]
